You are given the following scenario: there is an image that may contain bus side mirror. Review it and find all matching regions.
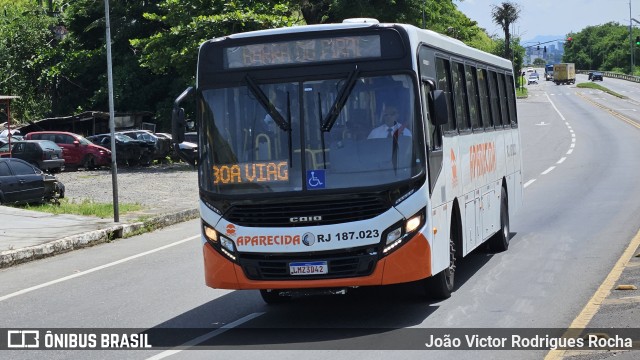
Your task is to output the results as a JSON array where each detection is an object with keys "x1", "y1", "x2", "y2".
[
  {"x1": 172, "y1": 86, "x2": 196, "y2": 166},
  {"x1": 431, "y1": 89, "x2": 449, "y2": 126},
  {"x1": 171, "y1": 86, "x2": 194, "y2": 145},
  {"x1": 172, "y1": 107, "x2": 186, "y2": 144}
]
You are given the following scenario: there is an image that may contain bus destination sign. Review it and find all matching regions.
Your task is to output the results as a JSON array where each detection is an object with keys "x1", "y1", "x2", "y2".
[
  {"x1": 213, "y1": 161, "x2": 289, "y2": 185},
  {"x1": 224, "y1": 35, "x2": 381, "y2": 69}
]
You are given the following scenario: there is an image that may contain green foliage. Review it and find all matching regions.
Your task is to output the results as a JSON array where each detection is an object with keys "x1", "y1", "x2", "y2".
[
  {"x1": 0, "y1": 0, "x2": 506, "y2": 129},
  {"x1": 465, "y1": 31, "x2": 496, "y2": 54},
  {"x1": 0, "y1": 1, "x2": 59, "y2": 124},
  {"x1": 52, "y1": 1, "x2": 174, "y2": 121},
  {"x1": 131, "y1": 0, "x2": 299, "y2": 78},
  {"x1": 563, "y1": 22, "x2": 636, "y2": 73},
  {"x1": 576, "y1": 82, "x2": 625, "y2": 98},
  {"x1": 491, "y1": 1, "x2": 520, "y2": 59},
  {"x1": 491, "y1": 37, "x2": 525, "y2": 77},
  {"x1": 22, "y1": 198, "x2": 143, "y2": 219},
  {"x1": 533, "y1": 58, "x2": 546, "y2": 66},
  {"x1": 516, "y1": 87, "x2": 527, "y2": 98},
  {"x1": 292, "y1": 0, "x2": 489, "y2": 46}
]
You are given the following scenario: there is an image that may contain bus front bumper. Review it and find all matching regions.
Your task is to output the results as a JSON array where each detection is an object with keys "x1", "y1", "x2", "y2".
[{"x1": 202, "y1": 232, "x2": 432, "y2": 290}]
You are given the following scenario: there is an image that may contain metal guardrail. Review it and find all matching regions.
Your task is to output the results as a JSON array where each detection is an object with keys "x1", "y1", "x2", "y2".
[{"x1": 576, "y1": 70, "x2": 640, "y2": 83}]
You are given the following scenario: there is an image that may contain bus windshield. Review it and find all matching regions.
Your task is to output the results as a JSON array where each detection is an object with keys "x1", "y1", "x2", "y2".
[{"x1": 199, "y1": 73, "x2": 423, "y2": 195}]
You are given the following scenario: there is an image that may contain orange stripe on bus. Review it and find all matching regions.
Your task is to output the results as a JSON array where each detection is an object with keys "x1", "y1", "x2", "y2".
[{"x1": 202, "y1": 232, "x2": 432, "y2": 290}]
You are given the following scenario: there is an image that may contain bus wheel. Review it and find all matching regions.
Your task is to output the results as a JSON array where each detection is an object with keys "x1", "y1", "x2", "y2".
[
  {"x1": 424, "y1": 217, "x2": 459, "y2": 300},
  {"x1": 259, "y1": 289, "x2": 291, "y2": 304},
  {"x1": 489, "y1": 187, "x2": 510, "y2": 252}
]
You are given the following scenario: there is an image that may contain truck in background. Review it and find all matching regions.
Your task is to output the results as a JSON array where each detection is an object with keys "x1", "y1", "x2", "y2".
[
  {"x1": 544, "y1": 64, "x2": 554, "y2": 81},
  {"x1": 553, "y1": 63, "x2": 576, "y2": 85}
]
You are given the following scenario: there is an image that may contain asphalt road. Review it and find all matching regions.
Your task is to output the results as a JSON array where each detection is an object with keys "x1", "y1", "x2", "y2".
[{"x1": 1, "y1": 75, "x2": 640, "y2": 360}]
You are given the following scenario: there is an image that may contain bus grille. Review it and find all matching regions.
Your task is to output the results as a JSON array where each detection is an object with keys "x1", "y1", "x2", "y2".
[
  {"x1": 238, "y1": 247, "x2": 378, "y2": 281},
  {"x1": 224, "y1": 195, "x2": 389, "y2": 227}
]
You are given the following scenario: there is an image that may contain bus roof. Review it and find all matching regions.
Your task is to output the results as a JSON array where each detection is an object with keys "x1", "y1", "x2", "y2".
[{"x1": 212, "y1": 20, "x2": 512, "y2": 71}]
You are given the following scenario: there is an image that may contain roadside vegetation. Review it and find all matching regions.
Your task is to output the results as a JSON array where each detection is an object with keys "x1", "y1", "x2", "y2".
[
  {"x1": 516, "y1": 87, "x2": 528, "y2": 98},
  {"x1": 564, "y1": 22, "x2": 640, "y2": 75},
  {"x1": 576, "y1": 82, "x2": 626, "y2": 99},
  {"x1": 0, "y1": 0, "x2": 525, "y2": 131},
  {"x1": 20, "y1": 199, "x2": 143, "y2": 219}
]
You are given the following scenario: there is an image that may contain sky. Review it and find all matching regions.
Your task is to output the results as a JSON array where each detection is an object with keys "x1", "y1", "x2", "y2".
[{"x1": 456, "y1": 0, "x2": 635, "y2": 42}]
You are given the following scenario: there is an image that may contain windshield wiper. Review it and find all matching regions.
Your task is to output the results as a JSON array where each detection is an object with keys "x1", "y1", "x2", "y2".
[
  {"x1": 320, "y1": 67, "x2": 359, "y2": 132},
  {"x1": 245, "y1": 75, "x2": 291, "y2": 132}
]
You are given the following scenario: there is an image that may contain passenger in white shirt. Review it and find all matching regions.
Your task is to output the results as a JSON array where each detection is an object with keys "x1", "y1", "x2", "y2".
[{"x1": 367, "y1": 105, "x2": 411, "y2": 139}]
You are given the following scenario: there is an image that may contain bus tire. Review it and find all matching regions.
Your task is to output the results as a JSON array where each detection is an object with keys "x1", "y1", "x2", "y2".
[
  {"x1": 489, "y1": 187, "x2": 510, "y2": 252},
  {"x1": 424, "y1": 211, "x2": 460, "y2": 300},
  {"x1": 259, "y1": 289, "x2": 291, "y2": 304}
]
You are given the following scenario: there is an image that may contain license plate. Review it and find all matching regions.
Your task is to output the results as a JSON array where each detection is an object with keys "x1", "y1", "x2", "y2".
[{"x1": 289, "y1": 261, "x2": 328, "y2": 276}]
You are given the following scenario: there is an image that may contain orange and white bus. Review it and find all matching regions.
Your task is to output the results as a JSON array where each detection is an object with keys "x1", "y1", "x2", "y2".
[{"x1": 172, "y1": 19, "x2": 523, "y2": 303}]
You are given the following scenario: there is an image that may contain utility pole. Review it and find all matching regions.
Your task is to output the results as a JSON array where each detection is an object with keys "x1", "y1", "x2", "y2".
[
  {"x1": 104, "y1": 0, "x2": 119, "y2": 222},
  {"x1": 631, "y1": 0, "x2": 634, "y2": 75}
]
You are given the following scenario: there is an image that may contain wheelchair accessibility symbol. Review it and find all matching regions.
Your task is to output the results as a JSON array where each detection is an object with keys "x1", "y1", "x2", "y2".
[{"x1": 306, "y1": 170, "x2": 325, "y2": 190}]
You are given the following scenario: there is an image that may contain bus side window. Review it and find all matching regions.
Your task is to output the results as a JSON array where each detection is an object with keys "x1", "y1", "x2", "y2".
[
  {"x1": 506, "y1": 75, "x2": 518, "y2": 126},
  {"x1": 497, "y1": 73, "x2": 509, "y2": 128},
  {"x1": 451, "y1": 61, "x2": 470, "y2": 132},
  {"x1": 488, "y1": 70, "x2": 502, "y2": 128},
  {"x1": 435, "y1": 57, "x2": 456, "y2": 133},
  {"x1": 421, "y1": 80, "x2": 443, "y2": 194},
  {"x1": 477, "y1": 68, "x2": 493, "y2": 129},
  {"x1": 421, "y1": 82, "x2": 442, "y2": 150},
  {"x1": 465, "y1": 64, "x2": 481, "y2": 131}
]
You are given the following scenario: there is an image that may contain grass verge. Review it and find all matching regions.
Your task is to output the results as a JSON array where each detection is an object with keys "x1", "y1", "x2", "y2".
[
  {"x1": 21, "y1": 198, "x2": 143, "y2": 218},
  {"x1": 516, "y1": 87, "x2": 528, "y2": 98},
  {"x1": 576, "y1": 82, "x2": 626, "y2": 99}
]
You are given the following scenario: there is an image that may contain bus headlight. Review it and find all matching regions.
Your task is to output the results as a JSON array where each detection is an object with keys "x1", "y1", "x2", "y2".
[
  {"x1": 204, "y1": 225, "x2": 218, "y2": 242},
  {"x1": 381, "y1": 209, "x2": 425, "y2": 256},
  {"x1": 405, "y1": 213, "x2": 423, "y2": 233},
  {"x1": 203, "y1": 221, "x2": 237, "y2": 262},
  {"x1": 219, "y1": 237, "x2": 236, "y2": 255},
  {"x1": 385, "y1": 227, "x2": 402, "y2": 245}
]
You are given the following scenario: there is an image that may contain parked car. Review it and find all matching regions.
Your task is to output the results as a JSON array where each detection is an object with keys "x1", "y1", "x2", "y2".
[
  {"x1": 0, "y1": 158, "x2": 64, "y2": 204},
  {"x1": 0, "y1": 140, "x2": 65, "y2": 173},
  {"x1": 24, "y1": 131, "x2": 111, "y2": 171},
  {"x1": 527, "y1": 73, "x2": 539, "y2": 85},
  {"x1": 591, "y1": 72, "x2": 603, "y2": 81},
  {"x1": 184, "y1": 132, "x2": 198, "y2": 144},
  {"x1": 0, "y1": 131, "x2": 23, "y2": 146},
  {"x1": 0, "y1": 129, "x2": 22, "y2": 139},
  {"x1": 87, "y1": 133, "x2": 151, "y2": 166},
  {"x1": 0, "y1": 142, "x2": 10, "y2": 157},
  {"x1": 119, "y1": 130, "x2": 171, "y2": 161},
  {"x1": 156, "y1": 132, "x2": 198, "y2": 164}
]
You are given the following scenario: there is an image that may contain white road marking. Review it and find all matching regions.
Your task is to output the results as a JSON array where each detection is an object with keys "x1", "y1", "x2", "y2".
[
  {"x1": 542, "y1": 166, "x2": 556, "y2": 175},
  {"x1": 0, "y1": 235, "x2": 200, "y2": 302},
  {"x1": 145, "y1": 312, "x2": 265, "y2": 359},
  {"x1": 526, "y1": 94, "x2": 576, "y2": 190}
]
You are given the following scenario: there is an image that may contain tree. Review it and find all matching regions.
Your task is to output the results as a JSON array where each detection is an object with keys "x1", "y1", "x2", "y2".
[
  {"x1": 0, "y1": 1, "x2": 59, "y2": 124},
  {"x1": 51, "y1": 1, "x2": 173, "y2": 120},
  {"x1": 492, "y1": 37, "x2": 524, "y2": 78},
  {"x1": 292, "y1": 0, "x2": 488, "y2": 47},
  {"x1": 0, "y1": 0, "x2": 502, "y2": 127},
  {"x1": 128, "y1": 0, "x2": 300, "y2": 127},
  {"x1": 491, "y1": 2, "x2": 520, "y2": 60},
  {"x1": 563, "y1": 22, "x2": 634, "y2": 73},
  {"x1": 533, "y1": 58, "x2": 546, "y2": 66}
]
